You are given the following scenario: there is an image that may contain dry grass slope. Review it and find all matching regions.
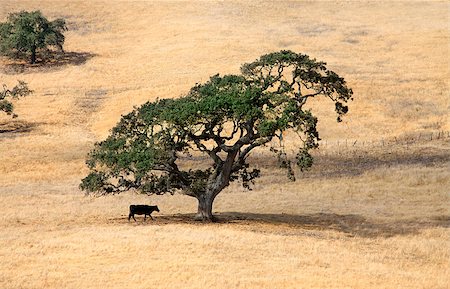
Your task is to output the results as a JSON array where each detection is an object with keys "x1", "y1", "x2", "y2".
[{"x1": 0, "y1": 1, "x2": 449, "y2": 288}]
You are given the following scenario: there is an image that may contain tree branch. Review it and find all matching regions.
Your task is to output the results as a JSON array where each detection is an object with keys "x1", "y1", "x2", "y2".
[
  {"x1": 231, "y1": 136, "x2": 272, "y2": 173},
  {"x1": 190, "y1": 136, "x2": 223, "y2": 165}
]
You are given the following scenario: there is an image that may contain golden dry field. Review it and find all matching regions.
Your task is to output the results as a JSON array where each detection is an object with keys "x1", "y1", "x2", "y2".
[{"x1": 0, "y1": 1, "x2": 449, "y2": 288}]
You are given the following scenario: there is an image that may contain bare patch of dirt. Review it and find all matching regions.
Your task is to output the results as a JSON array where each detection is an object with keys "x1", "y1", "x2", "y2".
[{"x1": 75, "y1": 89, "x2": 109, "y2": 114}]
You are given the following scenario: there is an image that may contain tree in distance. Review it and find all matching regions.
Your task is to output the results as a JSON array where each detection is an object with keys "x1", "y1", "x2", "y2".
[
  {"x1": 80, "y1": 50, "x2": 353, "y2": 221},
  {"x1": 0, "y1": 10, "x2": 67, "y2": 64},
  {"x1": 0, "y1": 81, "x2": 32, "y2": 118}
]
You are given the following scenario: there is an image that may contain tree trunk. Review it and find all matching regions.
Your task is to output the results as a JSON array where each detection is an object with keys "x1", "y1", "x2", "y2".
[
  {"x1": 195, "y1": 193, "x2": 215, "y2": 222},
  {"x1": 30, "y1": 47, "x2": 36, "y2": 64},
  {"x1": 194, "y1": 151, "x2": 237, "y2": 222}
]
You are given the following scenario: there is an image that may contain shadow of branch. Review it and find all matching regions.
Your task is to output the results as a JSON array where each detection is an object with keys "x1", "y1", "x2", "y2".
[
  {"x1": 223, "y1": 212, "x2": 449, "y2": 238},
  {"x1": 1, "y1": 51, "x2": 96, "y2": 74},
  {"x1": 152, "y1": 212, "x2": 449, "y2": 238}
]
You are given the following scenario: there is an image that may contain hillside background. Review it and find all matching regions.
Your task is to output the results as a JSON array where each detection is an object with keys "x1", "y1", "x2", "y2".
[{"x1": 0, "y1": 1, "x2": 448, "y2": 288}]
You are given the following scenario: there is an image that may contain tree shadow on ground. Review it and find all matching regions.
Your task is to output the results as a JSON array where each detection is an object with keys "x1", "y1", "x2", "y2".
[
  {"x1": 244, "y1": 142, "x2": 450, "y2": 180},
  {"x1": 301, "y1": 150, "x2": 450, "y2": 179},
  {"x1": 146, "y1": 212, "x2": 449, "y2": 238},
  {"x1": 0, "y1": 120, "x2": 38, "y2": 138},
  {"x1": 1, "y1": 51, "x2": 96, "y2": 74}
]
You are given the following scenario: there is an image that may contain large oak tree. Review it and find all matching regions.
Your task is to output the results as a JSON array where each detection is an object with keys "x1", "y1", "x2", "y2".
[
  {"x1": 0, "y1": 10, "x2": 67, "y2": 64},
  {"x1": 80, "y1": 51, "x2": 353, "y2": 221}
]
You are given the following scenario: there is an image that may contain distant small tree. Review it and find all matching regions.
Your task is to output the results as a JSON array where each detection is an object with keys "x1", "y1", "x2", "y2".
[
  {"x1": 0, "y1": 81, "x2": 32, "y2": 118},
  {"x1": 80, "y1": 50, "x2": 353, "y2": 221},
  {"x1": 0, "y1": 10, "x2": 67, "y2": 64}
]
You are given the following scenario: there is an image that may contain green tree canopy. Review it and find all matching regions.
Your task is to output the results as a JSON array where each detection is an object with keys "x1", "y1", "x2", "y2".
[
  {"x1": 80, "y1": 50, "x2": 353, "y2": 221},
  {"x1": 0, "y1": 81, "x2": 32, "y2": 118},
  {"x1": 0, "y1": 10, "x2": 67, "y2": 64}
]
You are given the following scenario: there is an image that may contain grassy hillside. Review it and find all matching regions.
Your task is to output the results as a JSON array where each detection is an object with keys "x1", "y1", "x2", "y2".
[{"x1": 0, "y1": 1, "x2": 449, "y2": 288}]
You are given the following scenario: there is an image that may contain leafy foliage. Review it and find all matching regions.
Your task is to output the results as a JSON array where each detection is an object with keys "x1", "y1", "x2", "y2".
[
  {"x1": 0, "y1": 81, "x2": 32, "y2": 118},
  {"x1": 0, "y1": 10, "x2": 67, "y2": 63},
  {"x1": 80, "y1": 50, "x2": 353, "y2": 220}
]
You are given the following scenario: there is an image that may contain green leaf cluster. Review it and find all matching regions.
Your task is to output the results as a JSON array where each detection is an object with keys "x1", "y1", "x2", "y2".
[{"x1": 81, "y1": 50, "x2": 353, "y2": 197}]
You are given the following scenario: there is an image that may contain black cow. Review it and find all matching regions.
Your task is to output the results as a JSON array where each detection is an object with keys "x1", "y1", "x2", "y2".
[{"x1": 128, "y1": 205, "x2": 160, "y2": 222}]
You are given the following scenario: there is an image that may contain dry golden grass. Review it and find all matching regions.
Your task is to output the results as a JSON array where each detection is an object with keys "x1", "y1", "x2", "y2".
[{"x1": 0, "y1": 1, "x2": 449, "y2": 288}]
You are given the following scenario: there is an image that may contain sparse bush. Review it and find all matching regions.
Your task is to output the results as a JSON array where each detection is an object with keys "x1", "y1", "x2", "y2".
[{"x1": 0, "y1": 81, "x2": 32, "y2": 118}]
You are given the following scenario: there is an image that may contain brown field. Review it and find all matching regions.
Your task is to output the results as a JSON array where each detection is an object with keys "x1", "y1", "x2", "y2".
[{"x1": 0, "y1": 1, "x2": 449, "y2": 288}]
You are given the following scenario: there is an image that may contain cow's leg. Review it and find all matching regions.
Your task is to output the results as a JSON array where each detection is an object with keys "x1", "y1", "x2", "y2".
[
  {"x1": 132, "y1": 214, "x2": 137, "y2": 222},
  {"x1": 149, "y1": 215, "x2": 154, "y2": 220},
  {"x1": 144, "y1": 214, "x2": 147, "y2": 221}
]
